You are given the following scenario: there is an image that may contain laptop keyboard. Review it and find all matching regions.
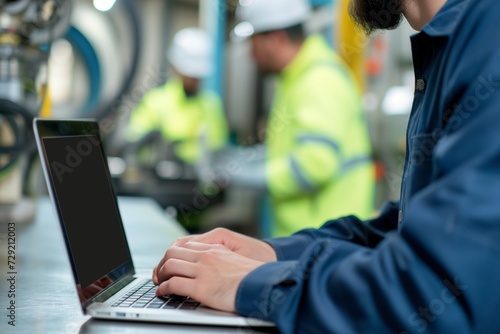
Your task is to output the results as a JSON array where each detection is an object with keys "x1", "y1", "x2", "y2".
[{"x1": 111, "y1": 279, "x2": 200, "y2": 310}]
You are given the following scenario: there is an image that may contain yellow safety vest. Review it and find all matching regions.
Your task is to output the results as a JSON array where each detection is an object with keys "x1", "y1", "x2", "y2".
[
  {"x1": 266, "y1": 35, "x2": 375, "y2": 237},
  {"x1": 127, "y1": 79, "x2": 228, "y2": 164}
]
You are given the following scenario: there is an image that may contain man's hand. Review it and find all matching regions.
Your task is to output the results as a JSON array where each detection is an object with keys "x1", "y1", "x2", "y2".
[
  {"x1": 154, "y1": 242, "x2": 265, "y2": 312},
  {"x1": 153, "y1": 228, "x2": 276, "y2": 285}
]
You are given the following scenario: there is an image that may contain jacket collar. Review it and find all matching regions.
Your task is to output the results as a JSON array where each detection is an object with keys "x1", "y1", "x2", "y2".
[{"x1": 421, "y1": 0, "x2": 470, "y2": 37}]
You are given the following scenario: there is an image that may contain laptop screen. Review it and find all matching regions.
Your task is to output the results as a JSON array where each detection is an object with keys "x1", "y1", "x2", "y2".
[
  {"x1": 42, "y1": 134, "x2": 131, "y2": 288},
  {"x1": 35, "y1": 120, "x2": 136, "y2": 307}
]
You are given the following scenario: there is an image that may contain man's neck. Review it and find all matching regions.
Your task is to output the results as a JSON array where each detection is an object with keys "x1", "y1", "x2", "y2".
[{"x1": 403, "y1": 0, "x2": 447, "y2": 31}]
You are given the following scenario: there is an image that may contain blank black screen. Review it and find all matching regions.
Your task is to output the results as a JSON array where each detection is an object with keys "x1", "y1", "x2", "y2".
[{"x1": 43, "y1": 135, "x2": 131, "y2": 288}]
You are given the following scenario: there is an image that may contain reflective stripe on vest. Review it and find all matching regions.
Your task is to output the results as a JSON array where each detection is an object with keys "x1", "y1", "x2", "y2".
[
  {"x1": 297, "y1": 134, "x2": 341, "y2": 154},
  {"x1": 341, "y1": 155, "x2": 372, "y2": 174},
  {"x1": 290, "y1": 155, "x2": 315, "y2": 192},
  {"x1": 293, "y1": 134, "x2": 372, "y2": 188}
]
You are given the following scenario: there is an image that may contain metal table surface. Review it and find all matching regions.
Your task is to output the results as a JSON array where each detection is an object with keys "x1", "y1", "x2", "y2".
[{"x1": 0, "y1": 196, "x2": 278, "y2": 334}]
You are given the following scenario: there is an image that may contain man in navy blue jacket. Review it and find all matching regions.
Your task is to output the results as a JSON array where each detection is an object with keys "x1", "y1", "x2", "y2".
[{"x1": 153, "y1": 0, "x2": 500, "y2": 332}]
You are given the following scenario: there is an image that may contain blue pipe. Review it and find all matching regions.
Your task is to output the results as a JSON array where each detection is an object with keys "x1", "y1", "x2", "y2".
[
  {"x1": 65, "y1": 26, "x2": 102, "y2": 114},
  {"x1": 203, "y1": 0, "x2": 226, "y2": 99},
  {"x1": 310, "y1": 0, "x2": 333, "y2": 6}
]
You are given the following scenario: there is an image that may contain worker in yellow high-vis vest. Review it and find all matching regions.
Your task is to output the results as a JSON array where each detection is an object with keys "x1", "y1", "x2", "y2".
[
  {"x1": 220, "y1": 0, "x2": 376, "y2": 237},
  {"x1": 127, "y1": 28, "x2": 228, "y2": 165}
]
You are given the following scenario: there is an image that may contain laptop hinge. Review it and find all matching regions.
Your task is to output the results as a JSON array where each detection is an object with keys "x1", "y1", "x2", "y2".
[{"x1": 91, "y1": 276, "x2": 137, "y2": 304}]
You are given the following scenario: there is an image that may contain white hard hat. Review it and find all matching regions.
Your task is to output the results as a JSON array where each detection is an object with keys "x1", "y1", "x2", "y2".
[
  {"x1": 233, "y1": 0, "x2": 311, "y2": 39},
  {"x1": 167, "y1": 28, "x2": 213, "y2": 78}
]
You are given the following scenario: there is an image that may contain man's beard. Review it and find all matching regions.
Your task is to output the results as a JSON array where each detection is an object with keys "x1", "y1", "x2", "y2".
[{"x1": 349, "y1": 0, "x2": 405, "y2": 35}]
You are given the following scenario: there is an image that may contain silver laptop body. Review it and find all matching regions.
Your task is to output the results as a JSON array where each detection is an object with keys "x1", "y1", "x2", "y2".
[{"x1": 33, "y1": 118, "x2": 273, "y2": 328}]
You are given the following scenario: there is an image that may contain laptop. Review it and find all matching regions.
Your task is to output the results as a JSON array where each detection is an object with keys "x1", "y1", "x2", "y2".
[{"x1": 33, "y1": 118, "x2": 274, "y2": 328}]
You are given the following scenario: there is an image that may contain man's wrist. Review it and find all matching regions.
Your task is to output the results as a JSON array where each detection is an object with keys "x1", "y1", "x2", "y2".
[
  {"x1": 235, "y1": 261, "x2": 297, "y2": 318},
  {"x1": 262, "y1": 241, "x2": 278, "y2": 262}
]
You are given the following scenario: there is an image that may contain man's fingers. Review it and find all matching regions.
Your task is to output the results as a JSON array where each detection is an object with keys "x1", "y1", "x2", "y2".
[
  {"x1": 154, "y1": 229, "x2": 235, "y2": 285},
  {"x1": 172, "y1": 234, "x2": 198, "y2": 247},
  {"x1": 152, "y1": 266, "x2": 159, "y2": 284},
  {"x1": 183, "y1": 241, "x2": 224, "y2": 251},
  {"x1": 157, "y1": 258, "x2": 198, "y2": 283},
  {"x1": 179, "y1": 228, "x2": 233, "y2": 250},
  {"x1": 153, "y1": 245, "x2": 200, "y2": 283},
  {"x1": 156, "y1": 277, "x2": 197, "y2": 299}
]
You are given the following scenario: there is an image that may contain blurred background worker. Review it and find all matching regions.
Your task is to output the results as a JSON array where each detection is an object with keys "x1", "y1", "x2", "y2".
[
  {"x1": 206, "y1": 0, "x2": 376, "y2": 237},
  {"x1": 127, "y1": 27, "x2": 229, "y2": 166},
  {"x1": 1, "y1": 0, "x2": 417, "y2": 241}
]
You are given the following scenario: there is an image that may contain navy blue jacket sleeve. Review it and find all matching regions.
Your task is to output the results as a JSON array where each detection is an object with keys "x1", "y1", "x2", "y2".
[
  {"x1": 265, "y1": 201, "x2": 399, "y2": 261},
  {"x1": 236, "y1": 16, "x2": 500, "y2": 334},
  {"x1": 237, "y1": 105, "x2": 500, "y2": 332}
]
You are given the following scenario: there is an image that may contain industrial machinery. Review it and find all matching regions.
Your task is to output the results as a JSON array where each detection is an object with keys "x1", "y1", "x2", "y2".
[
  {"x1": 0, "y1": 0, "x2": 416, "y2": 234},
  {"x1": 0, "y1": 0, "x2": 221, "y2": 231},
  {"x1": 0, "y1": 0, "x2": 72, "y2": 223}
]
